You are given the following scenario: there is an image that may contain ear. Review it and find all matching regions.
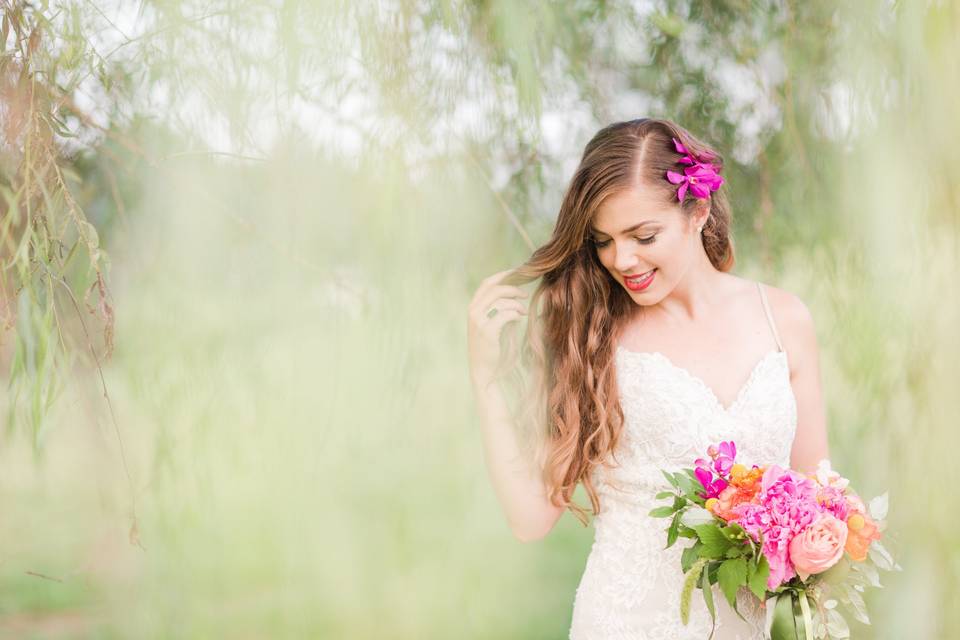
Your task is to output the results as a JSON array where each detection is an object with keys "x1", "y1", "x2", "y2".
[{"x1": 689, "y1": 202, "x2": 710, "y2": 231}]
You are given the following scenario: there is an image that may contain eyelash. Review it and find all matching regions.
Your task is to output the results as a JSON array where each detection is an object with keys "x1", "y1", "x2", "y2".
[{"x1": 593, "y1": 235, "x2": 657, "y2": 248}]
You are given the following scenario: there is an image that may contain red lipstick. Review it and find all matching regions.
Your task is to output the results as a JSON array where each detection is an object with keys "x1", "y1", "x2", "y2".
[{"x1": 624, "y1": 269, "x2": 656, "y2": 292}]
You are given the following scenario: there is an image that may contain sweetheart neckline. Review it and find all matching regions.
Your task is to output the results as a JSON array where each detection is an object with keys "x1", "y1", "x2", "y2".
[{"x1": 615, "y1": 346, "x2": 789, "y2": 415}]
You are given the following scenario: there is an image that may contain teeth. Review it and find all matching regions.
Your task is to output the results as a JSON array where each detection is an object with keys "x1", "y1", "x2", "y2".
[{"x1": 628, "y1": 270, "x2": 654, "y2": 281}]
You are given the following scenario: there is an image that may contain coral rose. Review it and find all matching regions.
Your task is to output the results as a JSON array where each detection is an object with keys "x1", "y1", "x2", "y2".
[
  {"x1": 708, "y1": 483, "x2": 761, "y2": 521},
  {"x1": 789, "y1": 513, "x2": 848, "y2": 581},
  {"x1": 845, "y1": 512, "x2": 882, "y2": 562}
]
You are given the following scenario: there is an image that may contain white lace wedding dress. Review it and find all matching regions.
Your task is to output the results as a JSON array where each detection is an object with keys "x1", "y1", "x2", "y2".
[{"x1": 569, "y1": 282, "x2": 798, "y2": 639}]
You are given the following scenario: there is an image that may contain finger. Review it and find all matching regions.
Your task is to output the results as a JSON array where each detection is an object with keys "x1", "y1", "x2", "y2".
[
  {"x1": 473, "y1": 284, "x2": 529, "y2": 312},
  {"x1": 488, "y1": 308, "x2": 525, "y2": 332},
  {"x1": 483, "y1": 299, "x2": 527, "y2": 318}
]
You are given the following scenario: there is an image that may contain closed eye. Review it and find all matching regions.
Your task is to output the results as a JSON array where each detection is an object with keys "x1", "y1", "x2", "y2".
[{"x1": 591, "y1": 235, "x2": 657, "y2": 248}]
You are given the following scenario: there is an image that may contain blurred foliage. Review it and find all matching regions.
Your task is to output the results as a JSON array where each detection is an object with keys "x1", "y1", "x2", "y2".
[
  {"x1": 0, "y1": 0, "x2": 957, "y2": 638},
  {"x1": 0, "y1": 0, "x2": 133, "y2": 443}
]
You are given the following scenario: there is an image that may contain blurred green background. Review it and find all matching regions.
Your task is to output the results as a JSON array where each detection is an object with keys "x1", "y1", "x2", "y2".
[{"x1": 0, "y1": 0, "x2": 957, "y2": 638}]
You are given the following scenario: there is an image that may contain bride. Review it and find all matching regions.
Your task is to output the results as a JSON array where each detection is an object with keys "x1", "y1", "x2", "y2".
[{"x1": 466, "y1": 118, "x2": 830, "y2": 639}]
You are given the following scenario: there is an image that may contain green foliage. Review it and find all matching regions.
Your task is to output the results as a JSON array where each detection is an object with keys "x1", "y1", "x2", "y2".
[
  {"x1": 666, "y1": 511, "x2": 682, "y2": 548},
  {"x1": 1, "y1": 0, "x2": 119, "y2": 440},
  {"x1": 701, "y1": 567, "x2": 717, "y2": 636},
  {"x1": 748, "y1": 553, "x2": 771, "y2": 601},
  {"x1": 694, "y1": 523, "x2": 734, "y2": 558},
  {"x1": 718, "y1": 557, "x2": 749, "y2": 608}
]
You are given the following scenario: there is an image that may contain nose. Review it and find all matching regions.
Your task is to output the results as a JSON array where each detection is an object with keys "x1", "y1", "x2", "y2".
[{"x1": 613, "y1": 241, "x2": 640, "y2": 273}]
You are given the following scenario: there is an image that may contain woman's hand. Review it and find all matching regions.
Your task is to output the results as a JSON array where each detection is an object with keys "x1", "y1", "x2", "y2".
[{"x1": 467, "y1": 267, "x2": 528, "y2": 388}]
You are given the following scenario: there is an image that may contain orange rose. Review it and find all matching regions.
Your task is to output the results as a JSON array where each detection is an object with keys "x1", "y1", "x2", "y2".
[
  {"x1": 731, "y1": 465, "x2": 764, "y2": 491},
  {"x1": 707, "y1": 483, "x2": 761, "y2": 521},
  {"x1": 844, "y1": 511, "x2": 882, "y2": 562}
]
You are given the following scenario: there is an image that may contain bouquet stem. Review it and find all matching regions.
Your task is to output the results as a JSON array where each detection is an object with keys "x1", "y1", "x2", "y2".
[{"x1": 767, "y1": 589, "x2": 815, "y2": 640}]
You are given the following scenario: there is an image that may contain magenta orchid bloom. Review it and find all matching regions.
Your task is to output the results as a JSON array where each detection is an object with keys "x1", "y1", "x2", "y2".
[
  {"x1": 671, "y1": 137, "x2": 716, "y2": 165},
  {"x1": 694, "y1": 452, "x2": 729, "y2": 499},
  {"x1": 712, "y1": 440, "x2": 737, "y2": 476},
  {"x1": 666, "y1": 137, "x2": 724, "y2": 201},
  {"x1": 694, "y1": 466, "x2": 729, "y2": 500}
]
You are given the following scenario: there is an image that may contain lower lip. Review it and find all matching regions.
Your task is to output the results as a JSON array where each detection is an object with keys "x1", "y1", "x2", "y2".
[{"x1": 624, "y1": 269, "x2": 656, "y2": 292}]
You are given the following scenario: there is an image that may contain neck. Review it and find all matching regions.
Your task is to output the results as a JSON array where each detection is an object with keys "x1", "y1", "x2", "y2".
[{"x1": 646, "y1": 247, "x2": 726, "y2": 325}]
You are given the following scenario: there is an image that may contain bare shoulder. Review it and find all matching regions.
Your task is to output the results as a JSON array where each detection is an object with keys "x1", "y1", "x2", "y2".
[
  {"x1": 757, "y1": 282, "x2": 812, "y2": 323},
  {"x1": 757, "y1": 282, "x2": 819, "y2": 374}
]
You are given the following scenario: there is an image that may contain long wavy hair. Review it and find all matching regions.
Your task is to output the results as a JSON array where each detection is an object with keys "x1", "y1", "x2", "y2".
[{"x1": 500, "y1": 118, "x2": 737, "y2": 525}]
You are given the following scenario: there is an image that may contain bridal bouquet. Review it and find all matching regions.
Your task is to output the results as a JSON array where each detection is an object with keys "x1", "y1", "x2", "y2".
[{"x1": 649, "y1": 441, "x2": 900, "y2": 640}]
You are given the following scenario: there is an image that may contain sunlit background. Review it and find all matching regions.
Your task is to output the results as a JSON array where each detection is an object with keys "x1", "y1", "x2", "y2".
[{"x1": 0, "y1": 1, "x2": 957, "y2": 637}]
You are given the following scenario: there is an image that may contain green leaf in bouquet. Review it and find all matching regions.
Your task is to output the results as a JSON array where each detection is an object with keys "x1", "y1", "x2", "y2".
[
  {"x1": 825, "y1": 607, "x2": 850, "y2": 638},
  {"x1": 747, "y1": 554, "x2": 770, "y2": 600},
  {"x1": 694, "y1": 524, "x2": 733, "y2": 557},
  {"x1": 706, "y1": 560, "x2": 720, "y2": 585},
  {"x1": 655, "y1": 490, "x2": 675, "y2": 500},
  {"x1": 677, "y1": 524, "x2": 698, "y2": 539},
  {"x1": 867, "y1": 492, "x2": 889, "y2": 521},
  {"x1": 666, "y1": 511, "x2": 682, "y2": 548},
  {"x1": 867, "y1": 541, "x2": 896, "y2": 571},
  {"x1": 701, "y1": 567, "x2": 717, "y2": 631},
  {"x1": 680, "y1": 557, "x2": 710, "y2": 625},
  {"x1": 737, "y1": 526, "x2": 758, "y2": 558},
  {"x1": 840, "y1": 582, "x2": 870, "y2": 625},
  {"x1": 717, "y1": 557, "x2": 748, "y2": 608},
  {"x1": 676, "y1": 473, "x2": 704, "y2": 501},
  {"x1": 724, "y1": 545, "x2": 745, "y2": 559},
  {"x1": 719, "y1": 521, "x2": 747, "y2": 542},
  {"x1": 681, "y1": 541, "x2": 703, "y2": 573},
  {"x1": 673, "y1": 495, "x2": 687, "y2": 511},
  {"x1": 648, "y1": 505, "x2": 676, "y2": 518},
  {"x1": 811, "y1": 600, "x2": 832, "y2": 640},
  {"x1": 679, "y1": 506, "x2": 715, "y2": 528},
  {"x1": 850, "y1": 560, "x2": 882, "y2": 588},
  {"x1": 661, "y1": 469, "x2": 681, "y2": 489}
]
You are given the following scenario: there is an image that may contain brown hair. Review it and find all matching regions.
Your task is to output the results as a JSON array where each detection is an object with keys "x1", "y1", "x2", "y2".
[{"x1": 502, "y1": 117, "x2": 736, "y2": 525}]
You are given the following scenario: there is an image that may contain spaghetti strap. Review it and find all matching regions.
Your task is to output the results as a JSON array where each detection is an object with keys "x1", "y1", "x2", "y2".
[{"x1": 757, "y1": 281, "x2": 784, "y2": 353}]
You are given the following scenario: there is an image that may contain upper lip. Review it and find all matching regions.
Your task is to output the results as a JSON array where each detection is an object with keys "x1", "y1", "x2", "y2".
[{"x1": 624, "y1": 269, "x2": 655, "y2": 279}]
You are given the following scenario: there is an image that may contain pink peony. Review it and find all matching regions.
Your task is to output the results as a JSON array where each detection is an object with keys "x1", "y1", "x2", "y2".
[
  {"x1": 816, "y1": 485, "x2": 850, "y2": 521},
  {"x1": 789, "y1": 513, "x2": 848, "y2": 581},
  {"x1": 732, "y1": 465, "x2": 822, "y2": 589}
]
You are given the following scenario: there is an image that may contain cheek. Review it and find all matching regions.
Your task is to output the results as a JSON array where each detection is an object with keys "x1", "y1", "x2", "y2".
[
  {"x1": 595, "y1": 248, "x2": 614, "y2": 269},
  {"x1": 649, "y1": 235, "x2": 686, "y2": 266}
]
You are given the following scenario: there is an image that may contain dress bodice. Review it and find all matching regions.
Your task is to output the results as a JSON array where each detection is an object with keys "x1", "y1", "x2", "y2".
[
  {"x1": 569, "y1": 282, "x2": 799, "y2": 640},
  {"x1": 595, "y1": 345, "x2": 797, "y2": 504}
]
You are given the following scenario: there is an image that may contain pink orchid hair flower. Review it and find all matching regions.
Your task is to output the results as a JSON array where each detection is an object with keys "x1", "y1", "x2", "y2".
[{"x1": 666, "y1": 136, "x2": 724, "y2": 201}]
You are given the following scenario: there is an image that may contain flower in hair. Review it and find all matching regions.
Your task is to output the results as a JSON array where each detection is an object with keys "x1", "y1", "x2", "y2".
[{"x1": 665, "y1": 137, "x2": 724, "y2": 201}]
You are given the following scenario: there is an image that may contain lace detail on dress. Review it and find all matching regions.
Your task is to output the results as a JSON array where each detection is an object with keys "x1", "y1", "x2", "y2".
[{"x1": 569, "y1": 345, "x2": 798, "y2": 640}]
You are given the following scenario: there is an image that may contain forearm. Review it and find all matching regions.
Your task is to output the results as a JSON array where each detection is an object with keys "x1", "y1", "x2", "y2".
[{"x1": 471, "y1": 377, "x2": 564, "y2": 541}]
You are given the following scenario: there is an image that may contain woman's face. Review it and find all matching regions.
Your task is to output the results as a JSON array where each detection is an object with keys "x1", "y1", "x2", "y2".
[{"x1": 589, "y1": 184, "x2": 708, "y2": 305}]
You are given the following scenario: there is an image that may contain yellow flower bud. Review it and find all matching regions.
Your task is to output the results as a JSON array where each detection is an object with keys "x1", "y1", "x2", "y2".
[
  {"x1": 705, "y1": 498, "x2": 719, "y2": 512},
  {"x1": 847, "y1": 513, "x2": 865, "y2": 531}
]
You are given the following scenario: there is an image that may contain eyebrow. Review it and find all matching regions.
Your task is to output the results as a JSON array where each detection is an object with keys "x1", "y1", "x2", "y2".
[{"x1": 589, "y1": 220, "x2": 659, "y2": 237}]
